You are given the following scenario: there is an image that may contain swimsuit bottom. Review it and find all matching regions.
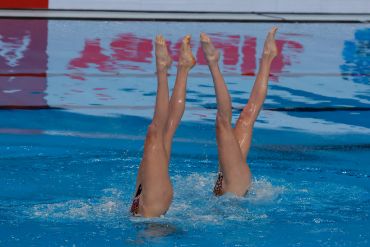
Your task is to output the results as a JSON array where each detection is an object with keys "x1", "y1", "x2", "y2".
[
  {"x1": 130, "y1": 184, "x2": 142, "y2": 216},
  {"x1": 213, "y1": 171, "x2": 250, "y2": 196},
  {"x1": 129, "y1": 184, "x2": 169, "y2": 217},
  {"x1": 213, "y1": 172, "x2": 224, "y2": 196}
]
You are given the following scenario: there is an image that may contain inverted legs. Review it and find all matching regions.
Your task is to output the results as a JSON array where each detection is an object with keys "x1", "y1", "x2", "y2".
[
  {"x1": 132, "y1": 35, "x2": 195, "y2": 217},
  {"x1": 201, "y1": 28, "x2": 278, "y2": 196}
]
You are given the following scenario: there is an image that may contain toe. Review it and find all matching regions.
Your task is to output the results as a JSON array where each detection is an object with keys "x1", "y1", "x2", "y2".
[
  {"x1": 269, "y1": 27, "x2": 278, "y2": 37},
  {"x1": 155, "y1": 35, "x2": 161, "y2": 43},
  {"x1": 200, "y1": 32, "x2": 210, "y2": 42},
  {"x1": 156, "y1": 34, "x2": 165, "y2": 45},
  {"x1": 182, "y1": 35, "x2": 191, "y2": 50},
  {"x1": 183, "y1": 35, "x2": 191, "y2": 44}
]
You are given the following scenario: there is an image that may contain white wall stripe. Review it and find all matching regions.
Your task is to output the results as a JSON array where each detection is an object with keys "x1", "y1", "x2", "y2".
[{"x1": 48, "y1": 0, "x2": 370, "y2": 14}]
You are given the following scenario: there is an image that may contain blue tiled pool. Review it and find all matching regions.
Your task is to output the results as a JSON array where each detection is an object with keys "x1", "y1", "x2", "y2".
[{"x1": 0, "y1": 19, "x2": 369, "y2": 246}]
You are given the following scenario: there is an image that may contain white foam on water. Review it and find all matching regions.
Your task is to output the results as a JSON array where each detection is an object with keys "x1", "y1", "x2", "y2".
[
  {"x1": 246, "y1": 178, "x2": 285, "y2": 204},
  {"x1": 167, "y1": 173, "x2": 285, "y2": 226},
  {"x1": 29, "y1": 188, "x2": 128, "y2": 223},
  {"x1": 27, "y1": 174, "x2": 285, "y2": 227}
]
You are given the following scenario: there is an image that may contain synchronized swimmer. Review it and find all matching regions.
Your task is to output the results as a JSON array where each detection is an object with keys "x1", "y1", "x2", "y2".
[{"x1": 130, "y1": 27, "x2": 278, "y2": 217}]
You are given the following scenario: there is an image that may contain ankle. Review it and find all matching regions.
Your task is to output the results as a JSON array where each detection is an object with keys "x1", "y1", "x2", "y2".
[
  {"x1": 261, "y1": 53, "x2": 275, "y2": 63},
  {"x1": 177, "y1": 64, "x2": 191, "y2": 72},
  {"x1": 156, "y1": 66, "x2": 168, "y2": 73},
  {"x1": 208, "y1": 61, "x2": 219, "y2": 69}
]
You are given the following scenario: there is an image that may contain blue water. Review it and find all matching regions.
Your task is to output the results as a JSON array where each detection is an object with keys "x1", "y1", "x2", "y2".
[{"x1": 0, "y1": 20, "x2": 370, "y2": 246}]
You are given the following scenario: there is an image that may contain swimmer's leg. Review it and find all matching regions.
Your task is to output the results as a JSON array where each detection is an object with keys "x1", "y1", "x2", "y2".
[
  {"x1": 151, "y1": 35, "x2": 172, "y2": 139},
  {"x1": 201, "y1": 33, "x2": 250, "y2": 196},
  {"x1": 234, "y1": 27, "x2": 278, "y2": 160},
  {"x1": 132, "y1": 35, "x2": 173, "y2": 217},
  {"x1": 164, "y1": 35, "x2": 196, "y2": 154}
]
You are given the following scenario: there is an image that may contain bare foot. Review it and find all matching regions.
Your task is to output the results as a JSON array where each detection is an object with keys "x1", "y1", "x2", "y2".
[
  {"x1": 155, "y1": 35, "x2": 172, "y2": 70},
  {"x1": 200, "y1": 32, "x2": 220, "y2": 65},
  {"x1": 263, "y1": 27, "x2": 278, "y2": 59},
  {"x1": 178, "y1": 35, "x2": 196, "y2": 70}
]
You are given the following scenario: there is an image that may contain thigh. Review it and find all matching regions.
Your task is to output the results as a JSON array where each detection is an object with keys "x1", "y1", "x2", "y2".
[
  {"x1": 140, "y1": 145, "x2": 171, "y2": 196},
  {"x1": 136, "y1": 135, "x2": 173, "y2": 215},
  {"x1": 216, "y1": 121, "x2": 249, "y2": 185}
]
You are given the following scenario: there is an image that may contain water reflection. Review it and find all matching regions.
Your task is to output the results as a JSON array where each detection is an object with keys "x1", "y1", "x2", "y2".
[
  {"x1": 340, "y1": 28, "x2": 370, "y2": 85},
  {"x1": 0, "y1": 19, "x2": 48, "y2": 107},
  {"x1": 66, "y1": 31, "x2": 303, "y2": 80},
  {"x1": 1, "y1": 19, "x2": 370, "y2": 134},
  {"x1": 128, "y1": 222, "x2": 180, "y2": 244}
]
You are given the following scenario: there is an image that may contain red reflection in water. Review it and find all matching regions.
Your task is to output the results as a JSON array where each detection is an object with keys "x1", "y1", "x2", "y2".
[
  {"x1": 68, "y1": 33, "x2": 303, "y2": 81},
  {"x1": 111, "y1": 33, "x2": 153, "y2": 63},
  {"x1": 196, "y1": 34, "x2": 240, "y2": 67},
  {"x1": 270, "y1": 40, "x2": 304, "y2": 80},
  {"x1": 0, "y1": 19, "x2": 48, "y2": 107},
  {"x1": 241, "y1": 36, "x2": 257, "y2": 74},
  {"x1": 166, "y1": 39, "x2": 184, "y2": 62},
  {"x1": 274, "y1": 40, "x2": 304, "y2": 71},
  {"x1": 69, "y1": 39, "x2": 113, "y2": 72}
]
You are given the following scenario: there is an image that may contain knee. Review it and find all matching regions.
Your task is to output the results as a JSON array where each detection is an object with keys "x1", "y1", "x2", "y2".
[
  {"x1": 216, "y1": 113, "x2": 231, "y2": 131},
  {"x1": 238, "y1": 108, "x2": 255, "y2": 127},
  {"x1": 146, "y1": 122, "x2": 162, "y2": 140}
]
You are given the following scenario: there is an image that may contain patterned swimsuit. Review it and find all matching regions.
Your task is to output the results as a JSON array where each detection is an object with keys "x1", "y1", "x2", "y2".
[
  {"x1": 213, "y1": 172, "x2": 224, "y2": 196},
  {"x1": 130, "y1": 184, "x2": 142, "y2": 216}
]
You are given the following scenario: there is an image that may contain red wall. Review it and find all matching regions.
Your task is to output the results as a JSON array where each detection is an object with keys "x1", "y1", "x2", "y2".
[
  {"x1": 0, "y1": 19, "x2": 48, "y2": 107},
  {"x1": 0, "y1": 0, "x2": 48, "y2": 9}
]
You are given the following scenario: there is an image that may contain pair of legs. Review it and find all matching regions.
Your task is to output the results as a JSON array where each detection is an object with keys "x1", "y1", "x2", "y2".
[
  {"x1": 130, "y1": 35, "x2": 195, "y2": 217},
  {"x1": 200, "y1": 27, "x2": 278, "y2": 196},
  {"x1": 131, "y1": 28, "x2": 278, "y2": 217}
]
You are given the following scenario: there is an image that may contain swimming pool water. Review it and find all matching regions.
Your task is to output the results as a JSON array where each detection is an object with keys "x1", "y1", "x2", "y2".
[{"x1": 0, "y1": 20, "x2": 369, "y2": 246}]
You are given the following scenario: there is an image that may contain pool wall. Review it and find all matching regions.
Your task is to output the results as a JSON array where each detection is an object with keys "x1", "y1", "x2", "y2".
[
  {"x1": 1, "y1": 0, "x2": 370, "y2": 14},
  {"x1": 1, "y1": 20, "x2": 369, "y2": 153}
]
